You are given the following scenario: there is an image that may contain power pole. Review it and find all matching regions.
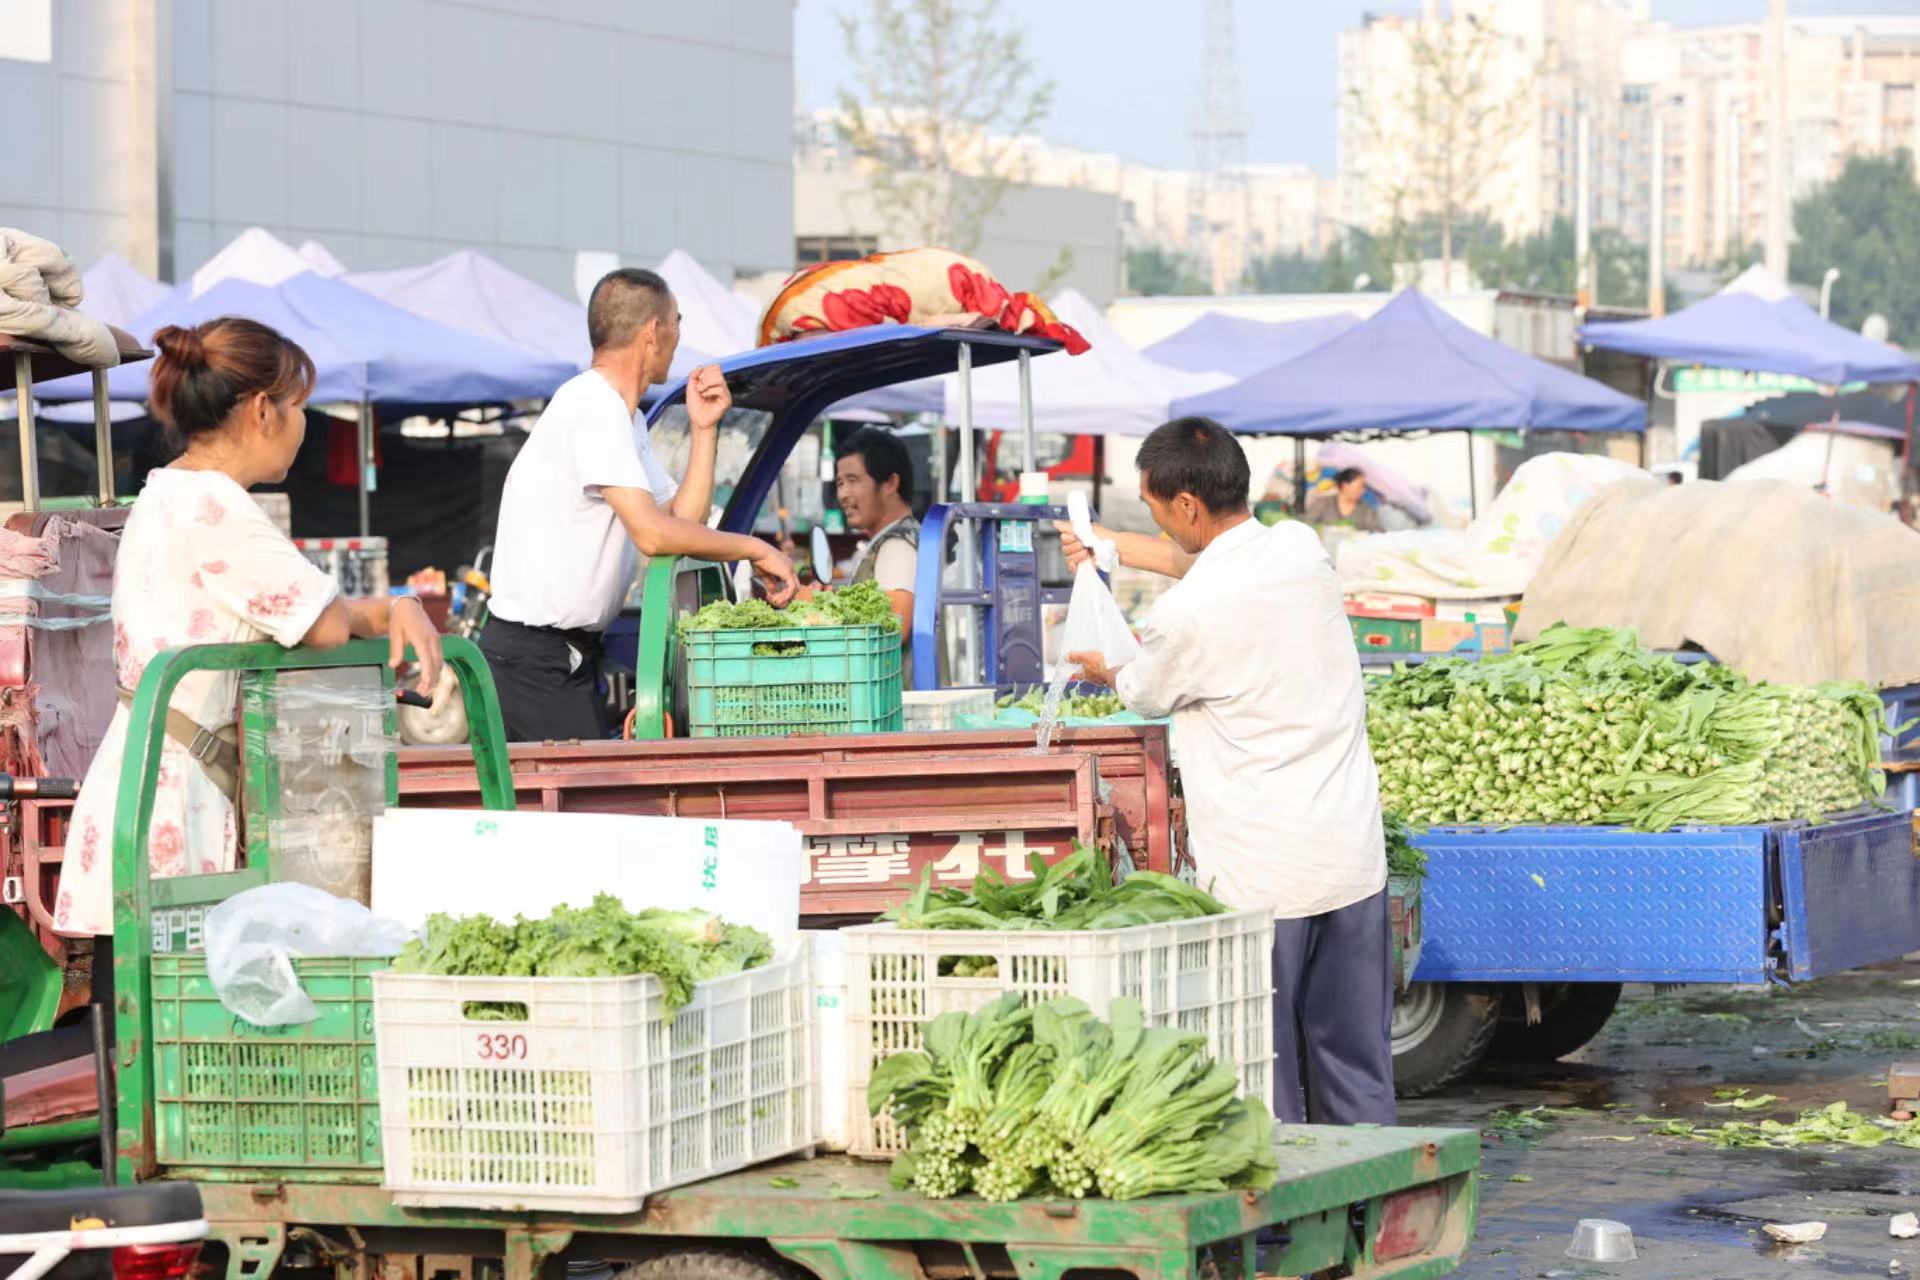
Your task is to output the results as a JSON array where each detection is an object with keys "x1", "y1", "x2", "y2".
[
  {"x1": 1764, "y1": 0, "x2": 1791, "y2": 280},
  {"x1": 1192, "y1": 0, "x2": 1249, "y2": 293},
  {"x1": 1575, "y1": 112, "x2": 1592, "y2": 313},
  {"x1": 1649, "y1": 109, "x2": 1666, "y2": 317}
]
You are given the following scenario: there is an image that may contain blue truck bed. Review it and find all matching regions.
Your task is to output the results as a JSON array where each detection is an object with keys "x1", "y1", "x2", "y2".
[{"x1": 1410, "y1": 808, "x2": 1918, "y2": 985}]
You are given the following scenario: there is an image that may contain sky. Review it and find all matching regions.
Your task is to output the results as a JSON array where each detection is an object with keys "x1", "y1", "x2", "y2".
[{"x1": 795, "y1": 0, "x2": 1920, "y2": 174}]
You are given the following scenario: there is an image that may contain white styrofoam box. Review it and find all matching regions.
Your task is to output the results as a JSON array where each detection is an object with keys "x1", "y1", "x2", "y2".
[
  {"x1": 901, "y1": 688, "x2": 997, "y2": 732},
  {"x1": 373, "y1": 941, "x2": 814, "y2": 1213},
  {"x1": 810, "y1": 929, "x2": 850, "y2": 1151},
  {"x1": 372, "y1": 809, "x2": 801, "y2": 936},
  {"x1": 843, "y1": 910, "x2": 1275, "y2": 1158}
]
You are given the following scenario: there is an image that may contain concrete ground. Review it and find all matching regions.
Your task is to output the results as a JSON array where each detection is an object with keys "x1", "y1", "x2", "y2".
[{"x1": 1400, "y1": 957, "x2": 1920, "y2": 1279}]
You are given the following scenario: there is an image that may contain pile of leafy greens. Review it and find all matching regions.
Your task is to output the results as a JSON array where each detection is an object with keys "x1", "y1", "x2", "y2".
[
  {"x1": 997, "y1": 687, "x2": 1128, "y2": 719},
  {"x1": 881, "y1": 843, "x2": 1229, "y2": 931},
  {"x1": 1384, "y1": 812, "x2": 1426, "y2": 879},
  {"x1": 392, "y1": 893, "x2": 773, "y2": 1015},
  {"x1": 869, "y1": 993, "x2": 1277, "y2": 1201},
  {"x1": 1368, "y1": 624, "x2": 1888, "y2": 831},
  {"x1": 678, "y1": 581, "x2": 900, "y2": 637}
]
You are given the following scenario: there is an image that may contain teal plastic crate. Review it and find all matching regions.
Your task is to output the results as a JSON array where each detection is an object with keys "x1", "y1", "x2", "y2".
[
  {"x1": 682, "y1": 623, "x2": 903, "y2": 737},
  {"x1": 151, "y1": 954, "x2": 385, "y2": 1171}
]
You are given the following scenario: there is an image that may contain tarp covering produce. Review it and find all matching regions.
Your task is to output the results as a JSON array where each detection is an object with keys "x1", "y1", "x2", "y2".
[
  {"x1": 1336, "y1": 451, "x2": 1641, "y2": 600},
  {"x1": 867, "y1": 993, "x2": 1277, "y2": 1201},
  {"x1": 1368, "y1": 625, "x2": 1887, "y2": 830},
  {"x1": 1516, "y1": 476, "x2": 1920, "y2": 688}
]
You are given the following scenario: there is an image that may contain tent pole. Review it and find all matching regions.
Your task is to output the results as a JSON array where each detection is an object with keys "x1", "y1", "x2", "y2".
[
  {"x1": 15, "y1": 351, "x2": 39, "y2": 511},
  {"x1": 357, "y1": 399, "x2": 374, "y2": 537},
  {"x1": 955, "y1": 342, "x2": 978, "y2": 684},
  {"x1": 1292, "y1": 436, "x2": 1306, "y2": 511},
  {"x1": 1017, "y1": 348, "x2": 1036, "y2": 474},
  {"x1": 1467, "y1": 431, "x2": 1479, "y2": 518},
  {"x1": 1821, "y1": 402, "x2": 1839, "y2": 496},
  {"x1": 92, "y1": 368, "x2": 114, "y2": 504},
  {"x1": 1091, "y1": 434, "x2": 1105, "y2": 516}
]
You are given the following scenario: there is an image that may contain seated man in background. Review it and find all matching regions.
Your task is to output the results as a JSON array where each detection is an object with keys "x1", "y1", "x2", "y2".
[
  {"x1": 833, "y1": 427, "x2": 919, "y2": 686},
  {"x1": 1303, "y1": 466, "x2": 1384, "y2": 532}
]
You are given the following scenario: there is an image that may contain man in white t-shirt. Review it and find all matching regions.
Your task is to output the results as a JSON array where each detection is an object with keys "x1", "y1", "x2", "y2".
[
  {"x1": 482, "y1": 267, "x2": 796, "y2": 741},
  {"x1": 1062, "y1": 417, "x2": 1393, "y2": 1127}
]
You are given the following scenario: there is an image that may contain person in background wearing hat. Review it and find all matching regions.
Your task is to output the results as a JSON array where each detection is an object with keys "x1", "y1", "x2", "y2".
[{"x1": 482, "y1": 268, "x2": 796, "y2": 741}]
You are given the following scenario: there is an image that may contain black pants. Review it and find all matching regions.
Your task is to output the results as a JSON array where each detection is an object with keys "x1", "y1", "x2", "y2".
[
  {"x1": 1271, "y1": 888, "x2": 1397, "y2": 1125},
  {"x1": 478, "y1": 617, "x2": 609, "y2": 742}
]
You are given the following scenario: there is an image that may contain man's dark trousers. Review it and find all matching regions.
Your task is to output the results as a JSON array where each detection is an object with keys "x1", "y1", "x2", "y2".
[
  {"x1": 1270, "y1": 887, "x2": 1396, "y2": 1125},
  {"x1": 478, "y1": 617, "x2": 609, "y2": 742}
]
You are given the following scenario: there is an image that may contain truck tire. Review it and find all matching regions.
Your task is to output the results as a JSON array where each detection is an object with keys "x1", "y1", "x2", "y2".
[
  {"x1": 1391, "y1": 982, "x2": 1500, "y2": 1098},
  {"x1": 628, "y1": 1250, "x2": 811, "y2": 1280},
  {"x1": 1487, "y1": 982, "x2": 1623, "y2": 1063}
]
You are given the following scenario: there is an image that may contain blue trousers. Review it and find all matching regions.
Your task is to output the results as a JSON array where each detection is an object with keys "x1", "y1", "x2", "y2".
[{"x1": 1270, "y1": 887, "x2": 1397, "y2": 1125}]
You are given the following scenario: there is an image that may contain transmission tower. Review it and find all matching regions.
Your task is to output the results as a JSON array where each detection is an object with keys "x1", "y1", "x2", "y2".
[{"x1": 1191, "y1": 0, "x2": 1250, "y2": 291}]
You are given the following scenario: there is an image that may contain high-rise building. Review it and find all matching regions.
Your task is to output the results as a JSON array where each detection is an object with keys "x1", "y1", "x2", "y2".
[
  {"x1": 3, "y1": 0, "x2": 797, "y2": 293},
  {"x1": 1626, "y1": 15, "x2": 1920, "y2": 270},
  {"x1": 794, "y1": 109, "x2": 1335, "y2": 298},
  {"x1": 1338, "y1": 0, "x2": 1643, "y2": 246}
]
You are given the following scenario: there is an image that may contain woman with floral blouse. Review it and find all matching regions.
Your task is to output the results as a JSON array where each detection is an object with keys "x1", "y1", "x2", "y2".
[{"x1": 56, "y1": 317, "x2": 442, "y2": 979}]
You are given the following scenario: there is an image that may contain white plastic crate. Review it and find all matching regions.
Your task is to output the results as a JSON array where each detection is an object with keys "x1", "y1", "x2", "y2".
[
  {"x1": 371, "y1": 942, "x2": 815, "y2": 1212},
  {"x1": 841, "y1": 910, "x2": 1274, "y2": 1157},
  {"x1": 901, "y1": 688, "x2": 996, "y2": 732}
]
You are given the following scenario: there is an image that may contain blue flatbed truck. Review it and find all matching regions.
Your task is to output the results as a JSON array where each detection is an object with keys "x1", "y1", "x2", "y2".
[{"x1": 1371, "y1": 649, "x2": 1920, "y2": 1093}]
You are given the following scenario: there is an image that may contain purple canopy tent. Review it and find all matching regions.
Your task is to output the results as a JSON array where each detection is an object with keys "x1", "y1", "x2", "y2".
[
  {"x1": 36, "y1": 272, "x2": 575, "y2": 534},
  {"x1": 1143, "y1": 311, "x2": 1360, "y2": 378},
  {"x1": 1173, "y1": 288, "x2": 1646, "y2": 513}
]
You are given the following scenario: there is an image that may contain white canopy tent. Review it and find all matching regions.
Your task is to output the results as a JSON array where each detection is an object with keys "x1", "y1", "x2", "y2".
[
  {"x1": 943, "y1": 289, "x2": 1231, "y2": 438},
  {"x1": 655, "y1": 249, "x2": 758, "y2": 360},
  {"x1": 190, "y1": 227, "x2": 313, "y2": 296},
  {"x1": 78, "y1": 253, "x2": 169, "y2": 329},
  {"x1": 297, "y1": 239, "x2": 349, "y2": 278}
]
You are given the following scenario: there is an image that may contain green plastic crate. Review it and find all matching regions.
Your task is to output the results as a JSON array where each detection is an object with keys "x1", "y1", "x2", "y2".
[
  {"x1": 151, "y1": 954, "x2": 385, "y2": 1170},
  {"x1": 682, "y1": 623, "x2": 902, "y2": 737}
]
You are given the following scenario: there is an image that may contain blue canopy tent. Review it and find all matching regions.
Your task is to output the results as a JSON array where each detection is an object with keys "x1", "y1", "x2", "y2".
[
  {"x1": 1172, "y1": 288, "x2": 1647, "y2": 513},
  {"x1": 35, "y1": 271, "x2": 576, "y2": 533},
  {"x1": 1579, "y1": 289, "x2": 1920, "y2": 387},
  {"x1": 1143, "y1": 311, "x2": 1360, "y2": 378}
]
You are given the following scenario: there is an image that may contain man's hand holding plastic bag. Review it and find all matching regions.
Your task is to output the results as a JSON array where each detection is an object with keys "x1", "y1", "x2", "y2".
[{"x1": 1058, "y1": 493, "x2": 1140, "y2": 687}]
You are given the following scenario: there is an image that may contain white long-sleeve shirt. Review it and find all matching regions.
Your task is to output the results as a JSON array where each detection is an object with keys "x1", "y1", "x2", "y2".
[{"x1": 1116, "y1": 517, "x2": 1386, "y2": 919}]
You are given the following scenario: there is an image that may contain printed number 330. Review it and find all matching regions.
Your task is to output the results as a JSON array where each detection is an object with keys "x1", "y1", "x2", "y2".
[{"x1": 476, "y1": 1032, "x2": 528, "y2": 1060}]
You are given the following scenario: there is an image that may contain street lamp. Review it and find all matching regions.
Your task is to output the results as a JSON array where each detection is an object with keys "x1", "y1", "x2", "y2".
[{"x1": 1820, "y1": 267, "x2": 1841, "y2": 319}]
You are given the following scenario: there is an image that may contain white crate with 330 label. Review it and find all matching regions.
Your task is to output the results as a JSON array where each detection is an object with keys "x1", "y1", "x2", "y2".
[
  {"x1": 371, "y1": 941, "x2": 814, "y2": 1212},
  {"x1": 842, "y1": 909, "x2": 1274, "y2": 1158}
]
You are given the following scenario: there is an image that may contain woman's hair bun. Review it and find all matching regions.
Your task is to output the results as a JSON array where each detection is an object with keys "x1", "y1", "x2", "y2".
[{"x1": 152, "y1": 324, "x2": 207, "y2": 369}]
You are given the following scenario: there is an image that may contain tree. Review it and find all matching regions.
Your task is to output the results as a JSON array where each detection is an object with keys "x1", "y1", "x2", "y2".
[
  {"x1": 836, "y1": 0, "x2": 1055, "y2": 254},
  {"x1": 1792, "y1": 149, "x2": 1920, "y2": 342},
  {"x1": 1475, "y1": 217, "x2": 1667, "y2": 308},
  {"x1": 1124, "y1": 247, "x2": 1210, "y2": 297},
  {"x1": 1242, "y1": 250, "x2": 1324, "y2": 293},
  {"x1": 1346, "y1": 9, "x2": 1536, "y2": 279}
]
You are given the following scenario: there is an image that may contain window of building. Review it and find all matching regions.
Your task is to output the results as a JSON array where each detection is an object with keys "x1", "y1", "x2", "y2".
[
  {"x1": 0, "y1": 0, "x2": 51, "y2": 62},
  {"x1": 794, "y1": 235, "x2": 879, "y2": 266}
]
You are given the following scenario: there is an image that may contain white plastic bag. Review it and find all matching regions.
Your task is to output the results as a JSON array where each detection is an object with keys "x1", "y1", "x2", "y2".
[
  {"x1": 1058, "y1": 492, "x2": 1141, "y2": 675},
  {"x1": 204, "y1": 882, "x2": 415, "y2": 1027}
]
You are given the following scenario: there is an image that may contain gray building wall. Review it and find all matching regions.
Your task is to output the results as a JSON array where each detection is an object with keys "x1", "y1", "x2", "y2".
[{"x1": 1, "y1": 0, "x2": 795, "y2": 295}]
